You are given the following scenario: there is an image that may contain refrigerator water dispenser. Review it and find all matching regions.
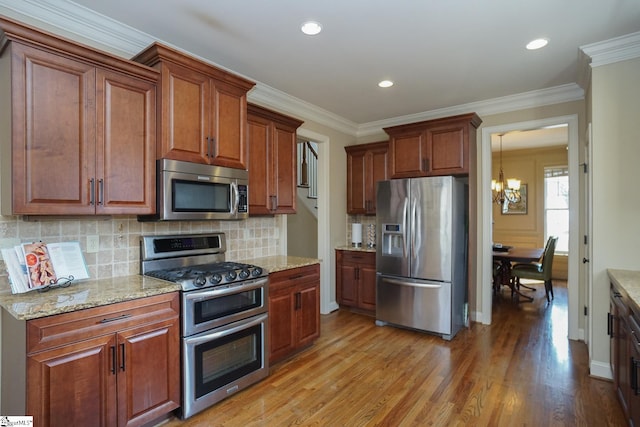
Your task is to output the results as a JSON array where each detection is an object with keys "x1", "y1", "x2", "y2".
[{"x1": 381, "y1": 223, "x2": 405, "y2": 257}]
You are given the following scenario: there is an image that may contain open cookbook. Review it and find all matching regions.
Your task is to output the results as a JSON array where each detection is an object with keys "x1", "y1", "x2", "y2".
[{"x1": 1, "y1": 241, "x2": 90, "y2": 294}]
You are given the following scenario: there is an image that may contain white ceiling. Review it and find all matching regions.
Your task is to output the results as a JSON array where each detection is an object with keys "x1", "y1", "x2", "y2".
[{"x1": 2, "y1": 0, "x2": 640, "y2": 134}]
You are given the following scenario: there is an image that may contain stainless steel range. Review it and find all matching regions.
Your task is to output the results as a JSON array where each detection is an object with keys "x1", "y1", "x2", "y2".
[{"x1": 140, "y1": 233, "x2": 269, "y2": 419}]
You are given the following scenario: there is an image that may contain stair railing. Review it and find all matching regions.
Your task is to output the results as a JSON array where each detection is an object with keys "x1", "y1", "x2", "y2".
[{"x1": 298, "y1": 141, "x2": 318, "y2": 199}]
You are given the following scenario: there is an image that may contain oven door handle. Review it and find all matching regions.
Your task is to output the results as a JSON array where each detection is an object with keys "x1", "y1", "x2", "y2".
[
  {"x1": 184, "y1": 313, "x2": 268, "y2": 346},
  {"x1": 184, "y1": 277, "x2": 269, "y2": 302}
]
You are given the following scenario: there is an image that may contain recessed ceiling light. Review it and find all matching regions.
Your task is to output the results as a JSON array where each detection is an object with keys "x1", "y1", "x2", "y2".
[
  {"x1": 301, "y1": 21, "x2": 322, "y2": 36},
  {"x1": 378, "y1": 80, "x2": 394, "y2": 88},
  {"x1": 526, "y1": 38, "x2": 549, "y2": 50}
]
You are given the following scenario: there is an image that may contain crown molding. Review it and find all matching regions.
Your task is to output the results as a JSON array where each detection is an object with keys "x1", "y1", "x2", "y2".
[
  {"x1": 247, "y1": 85, "x2": 359, "y2": 136},
  {"x1": 581, "y1": 31, "x2": 640, "y2": 68},
  {"x1": 1, "y1": 0, "x2": 615, "y2": 140},
  {"x1": 356, "y1": 84, "x2": 585, "y2": 138}
]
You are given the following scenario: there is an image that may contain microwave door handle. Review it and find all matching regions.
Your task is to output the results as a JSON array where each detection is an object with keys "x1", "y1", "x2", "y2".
[{"x1": 230, "y1": 181, "x2": 239, "y2": 214}]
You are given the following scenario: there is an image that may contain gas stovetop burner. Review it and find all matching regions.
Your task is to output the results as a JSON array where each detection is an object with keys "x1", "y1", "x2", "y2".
[
  {"x1": 145, "y1": 261, "x2": 266, "y2": 291},
  {"x1": 140, "y1": 233, "x2": 268, "y2": 292}
]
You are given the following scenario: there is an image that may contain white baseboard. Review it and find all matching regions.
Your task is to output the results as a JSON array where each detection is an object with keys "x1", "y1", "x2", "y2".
[{"x1": 590, "y1": 359, "x2": 613, "y2": 380}]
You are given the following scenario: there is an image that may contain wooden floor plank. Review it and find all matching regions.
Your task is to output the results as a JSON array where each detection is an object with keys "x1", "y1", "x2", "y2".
[{"x1": 161, "y1": 281, "x2": 627, "y2": 427}]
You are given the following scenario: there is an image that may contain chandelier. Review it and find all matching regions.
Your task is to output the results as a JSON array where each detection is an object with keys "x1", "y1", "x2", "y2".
[{"x1": 491, "y1": 134, "x2": 521, "y2": 206}]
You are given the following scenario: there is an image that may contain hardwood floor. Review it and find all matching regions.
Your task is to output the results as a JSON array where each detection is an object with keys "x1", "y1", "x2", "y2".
[{"x1": 162, "y1": 281, "x2": 627, "y2": 426}]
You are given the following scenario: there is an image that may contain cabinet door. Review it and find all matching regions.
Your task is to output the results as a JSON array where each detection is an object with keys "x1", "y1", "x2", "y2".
[
  {"x1": 426, "y1": 123, "x2": 468, "y2": 175},
  {"x1": 27, "y1": 334, "x2": 117, "y2": 427},
  {"x1": 389, "y1": 130, "x2": 428, "y2": 178},
  {"x1": 296, "y1": 281, "x2": 320, "y2": 348},
  {"x1": 358, "y1": 262, "x2": 377, "y2": 311},
  {"x1": 157, "y1": 61, "x2": 210, "y2": 164},
  {"x1": 338, "y1": 262, "x2": 358, "y2": 307},
  {"x1": 10, "y1": 43, "x2": 96, "y2": 215},
  {"x1": 116, "y1": 317, "x2": 180, "y2": 427},
  {"x1": 96, "y1": 69, "x2": 156, "y2": 214},
  {"x1": 272, "y1": 123, "x2": 297, "y2": 214},
  {"x1": 210, "y1": 82, "x2": 248, "y2": 169},
  {"x1": 346, "y1": 148, "x2": 367, "y2": 214},
  {"x1": 367, "y1": 143, "x2": 389, "y2": 214},
  {"x1": 247, "y1": 114, "x2": 273, "y2": 215},
  {"x1": 269, "y1": 286, "x2": 296, "y2": 363}
]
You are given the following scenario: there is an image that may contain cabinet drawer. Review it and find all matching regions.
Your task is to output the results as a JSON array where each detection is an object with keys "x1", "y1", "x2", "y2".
[
  {"x1": 27, "y1": 292, "x2": 179, "y2": 354},
  {"x1": 340, "y1": 250, "x2": 375, "y2": 265},
  {"x1": 270, "y1": 264, "x2": 320, "y2": 290}
]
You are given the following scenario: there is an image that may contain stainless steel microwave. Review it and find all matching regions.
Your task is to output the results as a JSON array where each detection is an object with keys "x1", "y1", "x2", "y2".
[{"x1": 139, "y1": 159, "x2": 248, "y2": 221}]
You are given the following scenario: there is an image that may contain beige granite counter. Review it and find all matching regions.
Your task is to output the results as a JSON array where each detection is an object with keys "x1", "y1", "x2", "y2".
[
  {"x1": 608, "y1": 269, "x2": 640, "y2": 310},
  {"x1": 0, "y1": 275, "x2": 180, "y2": 321},
  {"x1": 335, "y1": 245, "x2": 376, "y2": 253},
  {"x1": 0, "y1": 256, "x2": 319, "y2": 321},
  {"x1": 242, "y1": 255, "x2": 320, "y2": 273}
]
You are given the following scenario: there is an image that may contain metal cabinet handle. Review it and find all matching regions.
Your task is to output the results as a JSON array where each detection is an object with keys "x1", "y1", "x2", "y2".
[
  {"x1": 89, "y1": 179, "x2": 95, "y2": 205},
  {"x1": 110, "y1": 346, "x2": 116, "y2": 374},
  {"x1": 98, "y1": 179, "x2": 104, "y2": 205},
  {"x1": 607, "y1": 312, "x2": 613, "y2": 337},
  {"x1": 120, "y1": 343, "x2": 125, "y2": 372},
  {"x1": 99, "y1": 313, "x2": 132, "y2": 323},
  {"x1": 629, "y1": 356, "x2": 640, "y2": 396}
]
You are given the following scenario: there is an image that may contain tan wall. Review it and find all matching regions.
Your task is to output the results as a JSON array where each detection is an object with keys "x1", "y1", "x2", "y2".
[{"x1": 590, "y1": 57, "x2": 640, "y2": 367}]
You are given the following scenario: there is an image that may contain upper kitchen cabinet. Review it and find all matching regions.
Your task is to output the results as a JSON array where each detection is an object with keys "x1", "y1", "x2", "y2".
[
  {"x1": 345, "y1": 141, "x2": 388, "y2": 215},
  {"x1": 247, "y1": 104, "x2": 304, "y2": 215},
  {"x1": 0, "y1": 17, "x2": 157, "y2": 216},
  {"x1": 384, "y1": 113, "x2": 482, "y2": 178},
  {"x1": 133, "y1": 43, "x2": 256, "y2": 170}
]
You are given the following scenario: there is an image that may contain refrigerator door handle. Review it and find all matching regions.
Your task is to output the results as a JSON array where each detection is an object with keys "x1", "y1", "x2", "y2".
[
  {"x1": 382, "y1": 276, "x2": 444, "y2": 289},
  {"x1": 402, "y1": 196, "x2": 409, "y2": 258},
  {"x1": 411, "y1": 196, "x2": 418, "y2": 259}
]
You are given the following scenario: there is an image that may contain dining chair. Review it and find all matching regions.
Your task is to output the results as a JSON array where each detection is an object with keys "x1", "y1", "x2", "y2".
[
  {"x1": 492, "y1": 261, "x2": 502, "y2": 294},
  {"x1": 510, "y1": 236, "x2": 559, "y2": 302}
]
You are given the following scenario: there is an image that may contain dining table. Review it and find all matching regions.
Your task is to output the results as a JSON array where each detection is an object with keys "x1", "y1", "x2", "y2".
[{"x1": 493, "y1": 246, "x2": 544, "y2": 302}]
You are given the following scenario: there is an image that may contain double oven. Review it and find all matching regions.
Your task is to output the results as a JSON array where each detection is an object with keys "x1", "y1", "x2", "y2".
[{"x1": 141, "y1": 233, "x2": 269, "y2": 419}]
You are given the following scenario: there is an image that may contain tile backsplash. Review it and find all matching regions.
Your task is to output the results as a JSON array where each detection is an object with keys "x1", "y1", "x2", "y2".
[{"x1": 0, "y1": 215, "x2": 281, "y2": 280}]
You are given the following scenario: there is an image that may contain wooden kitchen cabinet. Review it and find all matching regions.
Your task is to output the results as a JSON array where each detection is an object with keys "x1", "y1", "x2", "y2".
[
  {"x1": 384, "y1": 113, "x2": 482, "y2": 178},
  {"x1": 336, "y1": 250, "x2": 376, "y2": 313},
  {"x1": 345, "y1": 141, "x2": 388, "y2": 215},
  {"x1": 0, "y1": 18, "x2": 157, "y2": 216},
  {"x1": 26, "y1": 293, "x2": 180, "y2": 427},
  {"x1": 609, "y1": 280, "x2": 640, "y2": 426},
  {"x1": 247, "y1": 104, "x2": 304, "y2": 215},
  {"x1": 268, "y1": 264, "x2": 320, "y2": 364},
  {"x1": 133, "y1": 43, "x2": 256, "y2": 170}
]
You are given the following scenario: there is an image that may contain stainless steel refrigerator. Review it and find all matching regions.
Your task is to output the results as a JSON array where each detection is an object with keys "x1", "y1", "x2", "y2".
[{"x1": 375, "y1": 176, "x2": 467, "y2": 340}]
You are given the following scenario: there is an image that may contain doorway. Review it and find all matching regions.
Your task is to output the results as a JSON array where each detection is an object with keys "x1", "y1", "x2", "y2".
[
  {"x1": 285, "y1": 127, "x2": 334, "y2": 314},
  {"x1": 480, "y1": 115, "x2": 580, "y2": 341}
]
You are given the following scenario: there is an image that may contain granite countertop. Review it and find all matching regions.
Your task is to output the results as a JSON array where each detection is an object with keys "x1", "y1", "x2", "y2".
[
  {"x1": 335, "y1": 245, "x2": 376, "y2": 253},
  {"x1": 0, "y1": 275, "x2": 181, "y2": 321},
  {"x1": 241, "y1": 255, "x2": 320, "y2": 273},
  {"x1": 0, "y1": 256, "x2": 319, "y2": 321},
  {"x1": 608, "y1": 269, "x2": 640, "y2": 310}
]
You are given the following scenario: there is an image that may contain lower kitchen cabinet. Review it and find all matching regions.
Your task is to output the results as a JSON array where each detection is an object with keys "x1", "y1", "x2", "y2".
[
  {"x1": 336, "y1": 250, "x2": 376, "y2": 314},
  {"x1": 268, "y1": 264, "x2": 320, "y2": 364},
  {"x1": 609, "y1": 279, "x2": 640, "y2": 427},
  {"x1": 25, "y1": 292, "x2": 180, "y2": 427}
]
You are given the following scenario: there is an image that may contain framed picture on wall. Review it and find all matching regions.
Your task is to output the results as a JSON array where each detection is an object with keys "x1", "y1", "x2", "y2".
[{"x1": 502, "y1": 184, "x2": 527, "y2": 215}]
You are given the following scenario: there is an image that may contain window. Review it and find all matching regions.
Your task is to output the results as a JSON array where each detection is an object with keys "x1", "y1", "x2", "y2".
[{"x1": 544, "y1": 166, "x2": 569, "y2": 253}]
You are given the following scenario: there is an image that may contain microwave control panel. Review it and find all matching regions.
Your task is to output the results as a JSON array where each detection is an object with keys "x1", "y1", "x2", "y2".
[{"x1": 238, "y1": 185, "x2": 248, "y2": 213}]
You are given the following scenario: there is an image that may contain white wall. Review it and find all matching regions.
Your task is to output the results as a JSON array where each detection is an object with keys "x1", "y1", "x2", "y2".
[{"x1": 589, "y1": 56, "x2": 640, "y2": 375}]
